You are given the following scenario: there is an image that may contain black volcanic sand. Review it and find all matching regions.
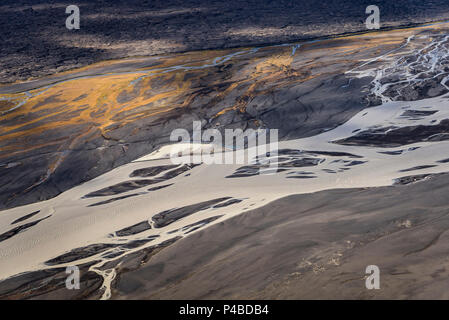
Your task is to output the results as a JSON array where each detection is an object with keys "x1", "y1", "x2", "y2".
[
  {"x1": 0, "y1": 238, "x2": 179, "y2": 300},
  {"x1": 107, "y1": 173, "x2": 449, "y2": 299},
  {"x1": 83, "y1": 163, "x2": 199, "y2": 198},
  {"x1": 0, "y1": 262, "x2": 104, "y2": 300},
  {"x1": 0, "y1": 41, "x2": 376, "y2": 210},
  {"x1": 226, "y1": 149, "x2": 364, "y2": 178},
  {"x1": 4, "y1": 173, "x2": 449, "y2": 299},
  {"x1": 2, "y1": 0, "x2": 449, "y2": 83},
  {"x1": 335, "y1": 119, "x2": 449, "y2": 147},
  {"x1": 0, "y1": 215, "x2": 50, "y2": 243},
  {"x1": 115, "y1": 220, "x2": 152, "y2": 237},
  {"x1": 151, "y1": 197, "x2": 231, "y2": 228}
]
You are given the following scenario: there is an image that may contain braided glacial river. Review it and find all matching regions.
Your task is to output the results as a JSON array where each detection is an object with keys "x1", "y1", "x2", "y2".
[{"x1": 2, "y1": 22, "x2": 449, "y2": 299}]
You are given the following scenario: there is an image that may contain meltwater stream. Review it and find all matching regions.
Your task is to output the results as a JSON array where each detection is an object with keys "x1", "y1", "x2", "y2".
[{"x1": 2, "y1": 30, "x2": 449, "y2": 299}]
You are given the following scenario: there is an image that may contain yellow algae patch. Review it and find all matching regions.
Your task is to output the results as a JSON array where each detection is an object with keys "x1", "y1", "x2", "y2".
[
  {"x1": 255, "y1": 49, "x2": 293, "y2": 73},
  {"x1": 0, "y1": 100, "x2": 15, "y2": 113},
  {"x1": 0, "y1": 63, "x2": 198, "y2": 154},
  {"x1": 2, "y1": 20, "x2": 449, "y2": 159}
]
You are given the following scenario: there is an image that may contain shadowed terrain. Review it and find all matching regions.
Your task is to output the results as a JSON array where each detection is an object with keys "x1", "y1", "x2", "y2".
[
  {"x1": 3, "y1": 0, "x2": 449, "y2": 83},
  {"x1": 1, "y1": 30, "x2": 394, "y2": 209},
  {"x1": 112, "y1": 172, "x2": 449, "y2": 300},
  {"x1": 3, "y1": 2, "x2": 449, "y2": 301}
]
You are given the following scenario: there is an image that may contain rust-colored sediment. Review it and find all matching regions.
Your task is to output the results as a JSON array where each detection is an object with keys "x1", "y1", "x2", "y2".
[{"x1": 1, "y1": 22, "x2": 448, "y2": 176}]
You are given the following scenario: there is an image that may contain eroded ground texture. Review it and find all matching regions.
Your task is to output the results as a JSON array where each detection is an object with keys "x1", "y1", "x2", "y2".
[
  {"x1": 114, "y1": 173, "x2": 449, "y2": 299},
  {"x1": 3, "y1": 0, "x2": 449, "y2": 83},
  {"x1": 2, "y1": 9, "x2": 449, "y2": 300},
  {"x1": 0, "y1": 28, "x2": 382, "y2": 210}
]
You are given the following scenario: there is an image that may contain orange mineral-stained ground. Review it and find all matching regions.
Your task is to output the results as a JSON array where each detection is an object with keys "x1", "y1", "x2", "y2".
[{"x1": 1, "y1": 21, "x2": 447, "y2": 209}]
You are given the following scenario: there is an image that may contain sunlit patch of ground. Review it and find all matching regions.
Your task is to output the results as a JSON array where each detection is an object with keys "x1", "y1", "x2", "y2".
[
  {"x1": 3, "y1": 21, "x2": 449, "y2": 299},
  {"x1": 2, "y1": 22, "x2": 449, "y2": 209}
]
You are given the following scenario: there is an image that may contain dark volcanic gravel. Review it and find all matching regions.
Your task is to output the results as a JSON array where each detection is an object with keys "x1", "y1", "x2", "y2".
[{"x1": 2, "y1": 0, "x2": 449, "y2": 83}]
